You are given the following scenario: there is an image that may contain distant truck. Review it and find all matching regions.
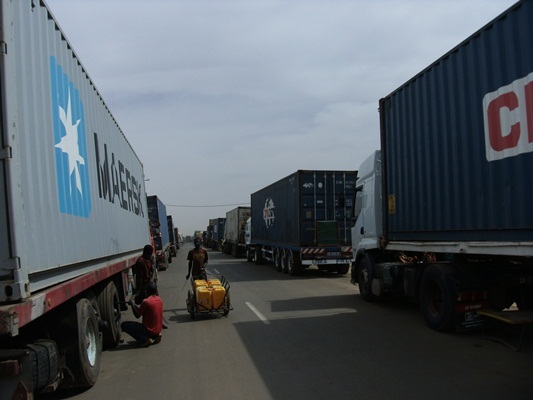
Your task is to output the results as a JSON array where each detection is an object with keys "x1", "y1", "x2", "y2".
[
  {"x1": 247, "y1": 171, "x2": 356, "y2": 274},
  {"x1": 174, "y1": 227, "x2": 181, "y2": 250},
  {"x1": 350, "y1": 0, "x2": 533, "y2": 332},
  {"x1": 167, "y1": 215, "x2": 177, "y2": 257},
  {"x1": 0, "y1": 1, "x2": 151, "y2": 396},
  {"x1": 223, "y1": 207, "x2": 251, "y2": 257},
  {"x1": 209, "y1": 217, "x2": 226, "y2": 251},
  {"x1": 147, "y1": 195, "x2": 171, "y2": 269}
]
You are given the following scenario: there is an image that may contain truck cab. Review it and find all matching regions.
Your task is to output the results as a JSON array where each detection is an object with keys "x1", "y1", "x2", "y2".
[{"x1": 351, "y1": 150, "x2": 382, "y2": 260}]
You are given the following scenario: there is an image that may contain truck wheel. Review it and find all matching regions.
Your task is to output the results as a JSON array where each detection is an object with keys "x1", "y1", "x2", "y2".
[
  {"x1": 64, "y1": 297, "x2": 102, "y2": 388},
  {"x1": 419, "y1": 265, "x2": 455, "y2": 331},
  {"x1": 26, "y1": 340, "x2": 59, "y2": 391},
  {"x1": 254, "y1": 247, "x2": 263, "y2": 265},
  {"x1": 97, "y1": 282, "x2": 122, "y2": 349},
  {"x1": 358, "y1": 255, "x2": 378, "y2": 302},
  {"x1": 246, "y1": 248, "x2": 254, "y2": 262},
  {"x1": 286, "y1": 251, "x2": 299, "y2": 276},
  {"x1": 281, "y1": 250, "x2": 289, "y2": 274},
  {"x1": 275, "y1": 249, "x2": 283, "y2": 272}
]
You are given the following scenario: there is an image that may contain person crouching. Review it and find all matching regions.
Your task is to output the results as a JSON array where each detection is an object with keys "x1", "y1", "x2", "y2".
[{"x1": 122, "y1": 281, "x2": 163, "y2": 347}]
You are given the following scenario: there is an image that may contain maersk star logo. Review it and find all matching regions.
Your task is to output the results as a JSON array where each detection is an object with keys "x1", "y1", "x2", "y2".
[{"x1": 50, "y1": 56, "x2": 91, "y2": 217}]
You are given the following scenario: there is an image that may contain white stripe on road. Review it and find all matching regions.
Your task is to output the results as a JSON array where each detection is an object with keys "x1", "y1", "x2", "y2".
[
  {"x1": 213, "y1": 268, "x2": 220, "y2": 274},
  {"x1": 245, "y1": 302, "x2": 270, "y2": 325}
]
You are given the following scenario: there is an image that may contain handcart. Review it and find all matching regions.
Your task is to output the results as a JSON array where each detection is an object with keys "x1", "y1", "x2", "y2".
[{"x1": 186, "y1": 275, "x2": 232, "y2": 319}]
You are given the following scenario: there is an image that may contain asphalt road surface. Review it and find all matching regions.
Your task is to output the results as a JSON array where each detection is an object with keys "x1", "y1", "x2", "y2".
[{"x1": 43, "y1": 243, "x2": 533, "y2": 400}]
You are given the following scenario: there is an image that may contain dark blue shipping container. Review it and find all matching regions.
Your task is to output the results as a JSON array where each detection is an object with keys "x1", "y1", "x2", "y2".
[
  {"x1": 251, "y1": 170, "x2": 357, "y2": 247},
  {"x1": 380, "y1": 0, "x2": 533, "y2": 243},
  {"x1": 147, "y1": 195, "x2": 170, "y2": 250},
  {"x1": 212, "y1": 218, "x2": 226, "y2": 242}
]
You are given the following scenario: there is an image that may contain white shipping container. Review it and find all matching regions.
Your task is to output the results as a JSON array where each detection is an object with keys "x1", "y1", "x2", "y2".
[
  {"x1": 224, "y1": 207, "x2": 251, "y2": 245},
  {"x1": 0, "y1": 0, "x2": 150, "y2": 302}
]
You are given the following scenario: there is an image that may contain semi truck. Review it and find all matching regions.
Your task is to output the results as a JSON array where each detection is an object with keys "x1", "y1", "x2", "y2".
[
  {"x1": 209, "y1": 217, "x2": 226, "y2": 251},
  {"x1": 0, "y1": 0, "x2": 151, "y2": 397},
  {"x1": 167, "y1": 215, "x2": 177, "y2": 257},
  {"x1": 223, "y1": 207, "x2": 251, "y2": 257},
  {"x1": 147, "y1": 195, "x2": 171, "y2": 270},
  {"x1": 350, "y1": 0, "x2": 533, "y2": 332},
  {"x1": 247, "y1": 171, "x2": 357, "y2": 275}
]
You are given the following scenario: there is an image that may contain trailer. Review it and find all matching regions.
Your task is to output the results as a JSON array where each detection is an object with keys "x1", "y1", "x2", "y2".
[
  {"x1": 350, "y1": 0, "x2": 533, "y2": 331},
  {"x1": 0, "y1": 0, "x2": 150, "y2": 396},
  {"x1": 248, "y1": 171, "x2": 357, "y2": 275},
  {"x1": 223, "y1": 207, "x2": 250, "y2": 257},
  {"x1": 147, "y1": 195, "x2": 171, "y2": 270},
  {"x1": 167, "y1": 215, "x2": 177, "y2": 257},
  {"x1": 208, "y1": 218, "x2": 226, "y2": 251}
]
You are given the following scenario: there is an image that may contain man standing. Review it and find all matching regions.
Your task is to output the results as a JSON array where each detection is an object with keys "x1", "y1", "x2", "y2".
[
  {"x1": 186, "y1": 237, "x2": 208, "y2": 280},
  {"x1": 122, "y1": 281, "x2": 163, "y2": 347},
  {"x1": 134, "y1": 244, "x2": 155, "y2": 304}
]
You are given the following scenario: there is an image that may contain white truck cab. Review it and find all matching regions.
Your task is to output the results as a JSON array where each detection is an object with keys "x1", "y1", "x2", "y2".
[{"x1": 351, "y1": 150, "x2": 382, "y2": 256}]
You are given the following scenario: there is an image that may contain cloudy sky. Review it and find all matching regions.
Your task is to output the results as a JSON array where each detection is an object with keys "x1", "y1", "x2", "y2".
[{"x1": 46, "y1": 0, "x2": 517, "y2": 236}]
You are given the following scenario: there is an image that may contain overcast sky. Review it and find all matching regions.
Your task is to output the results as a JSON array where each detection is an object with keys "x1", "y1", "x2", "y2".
[{"x1": 46, "y1": 0, "x2": 517, "y2": 236}]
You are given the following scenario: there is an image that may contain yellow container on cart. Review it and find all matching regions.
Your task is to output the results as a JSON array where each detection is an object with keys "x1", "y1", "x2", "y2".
[
  {"x1": 196, "y1": 287, "x2": 212, "y2": 310},
  {"x1": 194, "y1": 279, "x2": 207, "y2": 289},
  {"x1": 207, "y1": 279, "x2": 221, "y2": 287},
  {"x1": 211, "y1": 286, "x2": 226, "y2": 309}
]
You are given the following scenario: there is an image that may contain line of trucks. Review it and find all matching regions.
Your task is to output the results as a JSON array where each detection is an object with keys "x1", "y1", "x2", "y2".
[
  {"x1": 211, "y1": 0, "x2": 533, "y2": 333},
  {"x1": 1, "y1": 0, "x2": 532, "y2": 398}
]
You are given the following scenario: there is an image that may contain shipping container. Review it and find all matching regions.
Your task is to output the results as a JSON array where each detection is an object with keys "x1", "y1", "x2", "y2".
[
  {"x1": 0, "y1": 0, "x2": 150, "y2": 395},
  {"x1": 223, "y1": 207, "x2": 251, "y2": 256},
  {"x1": 351, "y1": 0, "x2": 533, "y2": 333},
  {"x1": 167, "y1": 215, "x2": 177, "y2": 257},
  {"x1": 380, "y1": 0, "x2": 533, "y2": 244},
  {"x1": 147, "y1": 195, "x2": 171, "y2": 269},
  {"x1": 208, "y1": 217, "x2": 226, "y2": 251},
  {"x1": 248, "y1": 170, "x2": 356, "y2": 275}
]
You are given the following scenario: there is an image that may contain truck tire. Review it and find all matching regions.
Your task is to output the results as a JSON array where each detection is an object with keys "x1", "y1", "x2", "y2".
[
  {"x1": 64, "y1": 297, "x2": 102, "y2": 388},
  {"x1": 281, "y1": 249, "x2": 289, "y2": 274},
  {"x1": 246, "y1": 247, "x2": 254, "y2": 262},
  {"x1": 286, "y1": 251, "x2": 299, "y2": 276},
  {"x1": 275, "y1": 248, "x2": 283, "y2": 272},
  {"x1": 419, "y1": 265, "x2": 455, "y2": 331},
  {"x1": 97, "y1": 282, "x2": 122, "y2": 349},
  {"x1": 357, "y1": 254, "x2": 378, "y2": 302},
  {"x1": 254, "y1": 247, "x2": 263, "y2": 265},
  {"x1": 26, "y1": 340, "x2": 59, "y2": 391}
]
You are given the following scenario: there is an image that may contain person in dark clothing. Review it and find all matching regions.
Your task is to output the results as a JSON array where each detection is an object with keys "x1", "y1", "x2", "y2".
[
  {"x1": 122, "y1": 281, "x2": 163, "y2": 347},
  {"x1": 186, "y1": 237, "x2": 208, "y2": 280},
  {"x1": 134, "y1": 244, "x2": 155, "y2": 305}
]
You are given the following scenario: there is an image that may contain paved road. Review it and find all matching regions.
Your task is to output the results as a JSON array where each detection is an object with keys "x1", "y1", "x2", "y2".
[{"x1": 44, "y1": 243, "x2": 533, "y2": 400}]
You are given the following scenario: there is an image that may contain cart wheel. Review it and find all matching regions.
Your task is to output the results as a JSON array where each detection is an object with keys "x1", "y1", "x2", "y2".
[
  {"x1": 187, "y1": 290, "x2": 196, "y2": 319},
  {"x1": 223, "y1": 292, "x2": 231, "y2": 316}
]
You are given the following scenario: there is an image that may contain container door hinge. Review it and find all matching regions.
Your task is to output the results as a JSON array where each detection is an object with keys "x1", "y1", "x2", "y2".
[
  {"x1": 0, "y1": 146, "x2": 12, "y2": 160},
  {"x1": 0, "y1": 41, "x2": 6, "y2": 55}
]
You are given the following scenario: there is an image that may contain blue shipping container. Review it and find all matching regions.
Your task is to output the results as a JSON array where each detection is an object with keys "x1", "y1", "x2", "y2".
[
  {"x1": 381, "y1": 0, "x2": 533, "y2": 243},
  {"x1": 213, "y1": 218, "x2": 226, "y2": 242},
  {"x1": 251, "y1": 170, "x2": 357, "y2": 247},
  {"x1": 147, "y1": 195, "x2": 170, "y2": 250}
]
